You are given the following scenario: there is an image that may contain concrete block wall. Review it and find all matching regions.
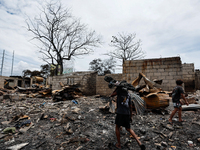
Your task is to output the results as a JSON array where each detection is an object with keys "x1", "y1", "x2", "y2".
[
  {"x1": 96, "y1": 74, "x2": 122, "y2": 96},
  {"x1": 195, "y1": 70, "x2": 200, "y2": 90},
  {"x1": 123, "y1": 57, "x2": 183, "y2": 91},
  {"x1": 182, "y1": 63, "x2": 195, "y2": 92},
  {"x1": 47, "y1": 71, "x2": 97, "y2": 96},
  {"x1": 0, "y1": 76, "x2": 24, "y2": 88},
  {"x1": 44, "y1": 57, "x2": 197, "y2": 96},
  {"x1": 0, "y1": 76, "x2": 7, "y2": 88}
]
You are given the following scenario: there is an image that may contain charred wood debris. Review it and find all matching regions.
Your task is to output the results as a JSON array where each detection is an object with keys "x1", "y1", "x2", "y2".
[{"x1": 0, "y1": 74, "x2": 200, "y2": 149}]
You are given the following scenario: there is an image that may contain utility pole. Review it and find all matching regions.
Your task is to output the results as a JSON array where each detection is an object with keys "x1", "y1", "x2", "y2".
[
  {"x1": 11, "y1": 50, "x2": 14, "y2": 76},
  {"x1": 1, "y1": 50, "x2": 5, "y2": 76}
]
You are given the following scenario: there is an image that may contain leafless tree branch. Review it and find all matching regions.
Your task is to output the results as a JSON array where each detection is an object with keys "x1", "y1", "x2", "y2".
[
  {"x1": 26, "y1": 1, "x2": 101, "y2": 74},
  {"x1": 105, "y1": 33, "x2": 145, "y2": 63}
]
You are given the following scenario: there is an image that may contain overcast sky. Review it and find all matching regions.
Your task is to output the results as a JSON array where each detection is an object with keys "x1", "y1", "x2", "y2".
[{"x1": 0, "y1": 0, "x2": 200, "y2": 76}]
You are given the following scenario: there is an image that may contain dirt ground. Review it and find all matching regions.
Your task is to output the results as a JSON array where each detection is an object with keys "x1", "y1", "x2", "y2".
[{"x1": 0, "y1": 96, "x2": 200, "y2": 150}]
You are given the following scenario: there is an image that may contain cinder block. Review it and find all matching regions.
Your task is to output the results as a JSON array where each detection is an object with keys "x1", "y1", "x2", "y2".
[
  {"x1": 157, "y1": 69, "x2": 165, "y2": 72},
  {"x1": 154, "y1": 72, "x2": 161, "y2": 76},
  {"x1": 174, "y1": 76, "x2": 183, "y2": 79},
  {"x1": 161, "y1": 72, "x2": 169, "y2": 76},
  {"x1": 166, "y1": 76, "x2": 174, "y2": 80},
  {"x1": 169, "y1": 72, "x2": 177, "y2": 76}
]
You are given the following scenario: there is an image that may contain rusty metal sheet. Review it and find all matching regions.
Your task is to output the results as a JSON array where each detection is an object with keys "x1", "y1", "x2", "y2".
[
  {"x1": 132, "y1": 72, "x2": 155, "y2": 88},
  {"x1": 143, "y1": 93, "x2": 170, "y2": 109}
]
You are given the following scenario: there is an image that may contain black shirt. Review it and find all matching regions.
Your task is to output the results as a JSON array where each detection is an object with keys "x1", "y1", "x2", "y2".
[
  {"x1": 115, "y1": 87, "x2": 131, "y2": 115},
  {"x1": 172, "y1": 86, "x2": 184, "y2": 103}
]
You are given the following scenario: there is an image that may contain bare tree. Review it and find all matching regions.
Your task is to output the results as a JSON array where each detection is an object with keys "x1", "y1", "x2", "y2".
[
  {"x1": 26, "y1": 1, "x2": 101, "y2": 75},
  {"x1": 106, "y1": 33, "x2": 145, "y2": 63}
]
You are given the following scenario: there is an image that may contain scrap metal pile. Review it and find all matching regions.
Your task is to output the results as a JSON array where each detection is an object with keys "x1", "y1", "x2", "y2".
[
  {"x1": 132, "y1": 73, "x2": 199, "y2": 110},
  {"x1": 1, "y1": 82, "x2": 83, "y2": 102},
  {"x1": 132, "y1": 73, "x2": 171, "y2": 109}
]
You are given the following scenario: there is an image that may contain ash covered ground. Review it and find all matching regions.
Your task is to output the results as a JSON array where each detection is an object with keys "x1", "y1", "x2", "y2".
[{"x1": 0, "y1": 96, "x2": 200, "y2": 150}]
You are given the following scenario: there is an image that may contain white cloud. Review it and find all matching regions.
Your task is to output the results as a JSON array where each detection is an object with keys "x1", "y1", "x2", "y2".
[
  {"x1": 0, "y1": 0, "x2": 200, "y2": 76},
  {"x1": 12, "y1": 60, "x2": 40, "y2": 76}
]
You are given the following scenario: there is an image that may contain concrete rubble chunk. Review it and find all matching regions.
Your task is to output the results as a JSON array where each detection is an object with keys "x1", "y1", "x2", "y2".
[
  {"x1": 71, "y1": 107, "x2": 81, "y2": 114},
  {"x1": 4, "y1": 137, "x2": 15, "y2": 145},
  {"x1": 19, "y1": 122, "x2": 34, "y2": 133},
  {"x1": 182, "y1": 104, "x2": 200, "y2": 111},
  {"x1": 7, "y1": 142, "x2": 29, "y2": 150},
  {"x1": 161, "y1": 141, "x2": 168, "y2": 147},
  {"x1": 168, "y1": 132, "x2": 173, "y2": 139}
]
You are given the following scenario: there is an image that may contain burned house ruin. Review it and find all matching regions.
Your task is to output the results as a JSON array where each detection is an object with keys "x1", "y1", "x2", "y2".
[
  {"x1": 97, "y1": 56, "x2": 199, "y2": 96},
  {"x1": 0, "y1": 56, "x2": 199, "y2": 96}
]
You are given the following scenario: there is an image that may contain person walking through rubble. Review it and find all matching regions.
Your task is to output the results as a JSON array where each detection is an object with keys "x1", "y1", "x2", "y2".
[
  {"x1": 169, "y1": 79, "x2": 189, "y2": 124},
  {"x1": 110, "y1": 86, "x2": 145, "y2": 150}
]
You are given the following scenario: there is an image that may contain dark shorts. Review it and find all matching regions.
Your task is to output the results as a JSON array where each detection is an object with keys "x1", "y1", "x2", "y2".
[
  {"x1": 115, "y1": 114, "x2": 130, "y2": 129},
  {"x1": 173, "y1": 102, "x2": 182, "y2": 108}
]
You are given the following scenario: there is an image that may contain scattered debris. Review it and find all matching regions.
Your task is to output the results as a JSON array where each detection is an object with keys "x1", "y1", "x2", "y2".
[
  {"x1": 0, "y1": 95, "x2": 200, "y2": 149},
  {"x1": 52, "y1": 84, "x2": 83, "y2": 102},
  {"x1": 0, "y1": 73, "x2": 200, "y2": 149},
  {"x1": 2, "y1": 127, "x2": 16, "y2": 134},
  {"x1": 7, "y1": 142, "x2": 29, "y2": 150},
  {"x1": 132, "y1": 72, "x2": 171, "y2": 109}
]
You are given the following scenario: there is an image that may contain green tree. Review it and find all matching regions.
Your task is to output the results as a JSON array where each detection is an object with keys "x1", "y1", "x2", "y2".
[
  {"x1": 22, "y1": 64, "x2": 50, "y2": 78},
  {"x1": 89, "y1": 57, "x2": 116, "y2": 75},
  {"x1": 103, "y1": 57, "x2": 116, "y2": 74},
  {"x1": 22, "y1": 69, "x2": 42, "y2": 78},
  {"x1": 89, "y1": 59, "x2": 103, "y2": 74},
  {"x1": 22, "y1": 69, "x2": 32, "y2": 78},
  {"x1": 40, "y1": 64, "x2": 50, "y2": 78}
]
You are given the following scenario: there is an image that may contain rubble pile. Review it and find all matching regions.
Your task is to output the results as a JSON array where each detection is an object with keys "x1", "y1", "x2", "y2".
[
  {"x1": 1, "y1": 83, "x2": 83, "y2": 102},
  {"x1": 0, "y1": 88, "x2": 9, "y2": 96},
  {"x1": 132, "y1": 73, "x2": 171, "y2": 110},
  {"x1": 1, "y1": 72, "x2": 200, "y2": 149},
  {"x1": 1, "y1": 86, "x2": 52, "y2": 100},
  {"x1": 1, "y1": 96, "x2": 200, "y2": 150},
  {"x1": 52, "y1": 84, "x2": 83, "y2": 102}
]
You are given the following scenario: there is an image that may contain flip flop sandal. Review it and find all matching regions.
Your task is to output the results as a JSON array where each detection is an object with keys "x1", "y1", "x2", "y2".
[
  {"x1": 168, "y1": 121, "x2": 173, "y2": 125},
  {"x1": 179, "y1": 120, "x2": 186, "y2": 122},
  {"x1": 140, "y1": 144, "x2": 146, "y2": 150},
  {"x1": 113, "y1": 142, "x2": 121, "y2": 149}
]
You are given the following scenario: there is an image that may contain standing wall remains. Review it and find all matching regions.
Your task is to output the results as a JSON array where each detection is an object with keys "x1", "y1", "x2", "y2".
[
  {"x1": 0, "y1": 76, "x2": 9, "y2": 88},
  {"x1": 47, "y1": 71, "x2": 97, "y2": 96},
  {"x1": 96, "y1": 56, "x2": 197, "y2": 96},
  {"x1": 195, "y1": 70, "x2": 200, "y2": 90},
  {"x1": 182, "y1": 63, "x2": 195, "y2": 92},
  {"x1": 123, "y1": 57, "x2": 183, "y2": 91},
  {"x1": 96, "y1": 74, "x2": 122, "y2": 96}
]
